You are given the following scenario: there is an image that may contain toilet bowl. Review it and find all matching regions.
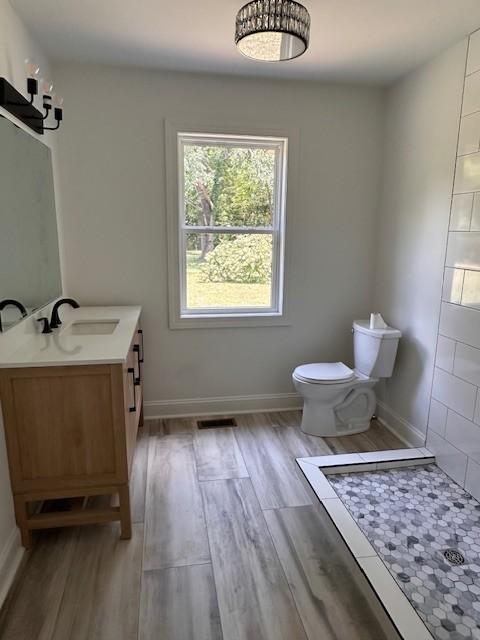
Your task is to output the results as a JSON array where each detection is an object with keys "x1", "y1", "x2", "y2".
[
  {"x1": 292, "y1": 364, "x2": 377, "y2": 436},
  {"x1": 293, "y1": 320, "x2": 401, "y2": 437}
]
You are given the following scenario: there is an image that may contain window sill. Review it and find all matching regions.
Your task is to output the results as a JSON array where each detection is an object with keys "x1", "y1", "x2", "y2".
[{"x1": 169, "y1": 312, "x2": 291, "y2": 330}]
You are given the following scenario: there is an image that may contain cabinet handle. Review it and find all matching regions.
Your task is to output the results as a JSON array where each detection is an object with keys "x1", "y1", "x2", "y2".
[
  {"x1": 128, "y1": 367, "x2": 136, "y2": 412},
  {"x1": 133, "y1": 345, "x2": 141, "y2": 385},
  {"x1": 138, "y1": 329, "x2": 144, "y2": 363}
]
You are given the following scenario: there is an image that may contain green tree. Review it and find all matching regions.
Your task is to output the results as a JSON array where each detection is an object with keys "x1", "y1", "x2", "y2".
[
  {"x1": 199, "y1": 235, "x2": 272, "y2": 284},
  {"x1": 183, "y1": 145, "x2": 275, "y2": 259}
]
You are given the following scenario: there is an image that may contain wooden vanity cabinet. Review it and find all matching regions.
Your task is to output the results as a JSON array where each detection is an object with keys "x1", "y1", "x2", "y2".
[{"x1": 0, "y1": 323, "x2": 144, "y2": 548}]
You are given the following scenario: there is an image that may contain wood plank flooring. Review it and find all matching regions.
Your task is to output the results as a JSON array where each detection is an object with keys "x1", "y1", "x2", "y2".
[
  {"x1": 193, "y1": 427, "x2": 248, "y2": 482},
  {"x1": 264, "y1": 505, "x2": 396, "y2": 640},
  {"x1": 51, "y1": 523, "x2": 144, "y2": 640},
  {"x1": 0, "y1": 412, "x2": 403, "y2": 640},
  {"x1": 139, "y1": 564, "x2": 222, "y2": 640},
  {"x1": 202, "y1": 478, "x2": 307, "y2": 640},
  {"x1": 143, "y1": 433, "x2": 210, "y2": 571},
  {"x1": 234, "y1": 415, "x2": 313, "y2": 509}
]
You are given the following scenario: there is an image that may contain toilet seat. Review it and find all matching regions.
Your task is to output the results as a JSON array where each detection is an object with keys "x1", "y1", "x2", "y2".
[{"x1": 293, "y1": 362, "x2": 355, "y2": 384}]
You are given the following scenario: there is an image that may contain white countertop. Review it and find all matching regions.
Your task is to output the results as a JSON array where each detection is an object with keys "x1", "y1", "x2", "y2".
[{"x1": 0, "y1": 306, "x2": 142, "y2": 368}]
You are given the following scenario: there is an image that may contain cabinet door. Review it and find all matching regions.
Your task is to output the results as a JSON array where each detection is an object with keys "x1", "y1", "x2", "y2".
[{"x1": 0, "y1": 365, "x2": 124, "y2": 493}]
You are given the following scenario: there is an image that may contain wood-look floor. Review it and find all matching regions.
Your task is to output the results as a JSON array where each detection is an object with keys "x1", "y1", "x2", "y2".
[{"x1": 0, "y1": 412, "x2": 403, "y2": 640}]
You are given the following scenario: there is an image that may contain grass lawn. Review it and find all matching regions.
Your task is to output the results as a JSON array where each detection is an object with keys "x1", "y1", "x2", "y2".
[{"x1": 186, "y1": 251, "x2": 271, "y2": 309}]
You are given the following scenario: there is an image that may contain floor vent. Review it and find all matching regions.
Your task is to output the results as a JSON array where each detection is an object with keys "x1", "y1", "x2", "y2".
[
  {"x1": 197, "y1": 417, "x2": 237, "y2": 429},
  {"x1": 443, "y1": 549, "x2": 465, "y2": 566}
]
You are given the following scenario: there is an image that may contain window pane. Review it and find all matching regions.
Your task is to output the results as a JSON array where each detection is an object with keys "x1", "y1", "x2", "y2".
[
  {"x1": 185, "y1": 233, "x2": 273, "y2": 309},
  {"x1": 183, "y1": 144, "x2": 276, "y2": 227}
]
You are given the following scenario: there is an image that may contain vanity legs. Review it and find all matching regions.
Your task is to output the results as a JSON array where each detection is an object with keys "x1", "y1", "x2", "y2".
[
  {"x1": 12, "y1": 484, "x2": 133, "y2": 548},
  {"x1": 14, "y1": 496, "x2": 32, "y2": 549},
  {"x1": 118, "y1": 484, "x2": 132, "y2": 540}
]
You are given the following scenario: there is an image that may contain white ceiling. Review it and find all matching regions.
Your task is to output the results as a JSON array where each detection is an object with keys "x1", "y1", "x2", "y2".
[{"x1": 11, "y1": 0, "x2": 480, "y2": 84}]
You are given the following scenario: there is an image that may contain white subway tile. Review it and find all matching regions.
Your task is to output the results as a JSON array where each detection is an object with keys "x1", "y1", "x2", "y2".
[
  {"x1": 445, "y1": 410, "x2": 480, "y2": 463},
  {"x1": 454, "y1": 341, "x2": 480, "y2": 386},
  {"x1": 436, "y1": 335, "x2": 456, "y2": 372},
  {"x1": 426, "y1": 430, "x2": 468, "y2": 486},
  {"x1": 431, "y1": 367, "x2": 476, "y2": 419},
  {"x1": 471, "y1": 193, "x2": 480, "y2": 231},
  {"x1": 450, "y1": 193, "x2": 473, "y2": 231},
  {"x1": 458, "y1": 112, "x2": 480, "y2": 155},
  {"x1": 467, "y1": 30, "x2": 480, "y2": 76},
  {"x1": 454, "y1": 153, "x2": 480, "y2": 193},
  {"x1": 465, "y1": 458, "x2": 480, "y2": 501},
  {"x1": 440, "y1": 301, "x2": 480, "y2": 349},
  {"x1": 475, "y1": 391, "x2": 480, "y2": 425},
  {"x1": 462, "y1": 71, "x2": 480, "y2": 116},
  {"x1": 442, "y1": 267, "x2": 464, "y2": 303},
  {"x1": 445, "y1": 232, "x2": 480, "y2": 270},
  {"x1": 462, "y1": 269, "x2": 480, "y2": 309},
  {"x1": 428, "y1": 399, "x2": 448, "y2": 437}
]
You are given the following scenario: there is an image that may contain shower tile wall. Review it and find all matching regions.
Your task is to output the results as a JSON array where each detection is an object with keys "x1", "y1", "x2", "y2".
[{"x1": 427, "y1": 29, "x2": 480, "y2": 499}]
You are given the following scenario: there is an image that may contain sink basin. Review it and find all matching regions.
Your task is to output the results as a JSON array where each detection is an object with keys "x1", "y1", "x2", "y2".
[{"x1": 66, "y1": 320, "x2": 119, "y2": 335}]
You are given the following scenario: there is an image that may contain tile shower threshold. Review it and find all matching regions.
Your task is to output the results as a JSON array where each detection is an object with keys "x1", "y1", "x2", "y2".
[{"x1": 297, "y1": 448, "x2": 437, "y2": 640}]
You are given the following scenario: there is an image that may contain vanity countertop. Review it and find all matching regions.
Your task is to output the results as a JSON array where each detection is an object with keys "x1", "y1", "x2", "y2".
[{"x1": 0, "y1": 306, "x2": 142, "y2": 368}]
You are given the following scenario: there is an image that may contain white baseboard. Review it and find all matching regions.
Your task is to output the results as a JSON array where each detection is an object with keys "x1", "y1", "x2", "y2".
[
  {"x1": 0, "y1": 528, "x2": 23, "y2": 609},
  {"x1": 376, "y1": 400, "x2": 426, "y2": 448},
  {"x1": 144, "y1": 392, "x2": 303, "y2": 419},
  {"x1": 144, "y1": 394, "x2": 426, "y2": 450}
]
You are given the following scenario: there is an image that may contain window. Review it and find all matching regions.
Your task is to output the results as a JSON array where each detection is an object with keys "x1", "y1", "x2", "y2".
[{"x1": 175, "y1": 132, "x2": 287, "y2": 322}]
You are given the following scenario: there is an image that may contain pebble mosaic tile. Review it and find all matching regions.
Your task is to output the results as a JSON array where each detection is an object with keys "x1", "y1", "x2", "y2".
[{"x1": 327, "y1": 464, "x2": 480, "y2": 640}]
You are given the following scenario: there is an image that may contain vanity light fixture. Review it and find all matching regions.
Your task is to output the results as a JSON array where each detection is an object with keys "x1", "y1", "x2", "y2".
[
  {"x1": 0, "y1": 77, "x2": 43, "y2": 134},
  {"x1": 0, "y1": 63, "x2": 63, "y2": 135},
  {"x1": 26, "y1": 67, "x2": 64, "y2": 132},
  {"x1": 25, "y1": 60, "x2": 40, "y2": 104},
  {"x1": 41, "y1": 92, "x2": 64, "y2": 132},
  {"x1": 235, "y1": 0, "x2": 310, "y2": 62}
]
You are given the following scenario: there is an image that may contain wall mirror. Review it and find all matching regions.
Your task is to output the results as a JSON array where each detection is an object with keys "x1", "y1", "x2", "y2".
[{"x1": 0, "y1": 116, "x2": 62, "y2": 331}]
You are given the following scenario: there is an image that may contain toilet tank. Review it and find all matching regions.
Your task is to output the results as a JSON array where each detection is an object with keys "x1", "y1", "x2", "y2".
[{"x1": 353, "y1": 320, "x2": 401, "y2": 378}]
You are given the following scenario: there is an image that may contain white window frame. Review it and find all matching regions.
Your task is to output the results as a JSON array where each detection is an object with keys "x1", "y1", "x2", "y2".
[{"x1": 165, "y1": 121, "x2": 296, "y2": 330}]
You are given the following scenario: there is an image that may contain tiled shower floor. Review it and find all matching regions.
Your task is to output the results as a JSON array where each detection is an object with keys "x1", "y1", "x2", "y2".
[{"x1": 328, "y1": 464, "x2": 480, "y2": 640}]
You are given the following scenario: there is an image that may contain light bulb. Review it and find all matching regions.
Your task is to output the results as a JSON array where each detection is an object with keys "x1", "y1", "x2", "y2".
[
  {"x1": 41, "y1": 78, "x2": 54, "y2": 95},
  {"x1": 53, "y1": 93, "x2": 64, "y2": 107},
  {"x1": 25, "y1": 58, "x2": 40, "y2": 77}
]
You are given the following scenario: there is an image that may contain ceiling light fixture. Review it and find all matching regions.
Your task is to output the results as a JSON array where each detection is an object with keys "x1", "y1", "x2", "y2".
[{"x1": 235, "y1": 0, "x2": 310, "y2": 62}]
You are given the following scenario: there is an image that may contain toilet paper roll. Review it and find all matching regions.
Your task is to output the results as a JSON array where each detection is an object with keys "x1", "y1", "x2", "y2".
[{"x1": 370, "y1": 313, "x2": 388, "y2": 330}]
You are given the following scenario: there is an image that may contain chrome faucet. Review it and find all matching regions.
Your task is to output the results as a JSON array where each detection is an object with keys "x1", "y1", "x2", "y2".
[
  {"x1": 50, "y1": 298, "x2": 80, "y2": 329},
  {"x1": 0, "y1": 299, "x2": 27, "y2": 332}
]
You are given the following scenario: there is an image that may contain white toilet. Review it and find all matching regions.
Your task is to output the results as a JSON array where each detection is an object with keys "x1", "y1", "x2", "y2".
[{"x1": 293, "y1": 320, "x2": 401, "y2": 437}]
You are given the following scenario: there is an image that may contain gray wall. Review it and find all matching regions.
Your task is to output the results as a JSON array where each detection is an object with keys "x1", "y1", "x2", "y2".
[
  {"x1": 53, "y1": 62, "x2": 385, "y2": 414},
  {"x1": 374, "y1": 40, "x2": 467, "y2": 443}
]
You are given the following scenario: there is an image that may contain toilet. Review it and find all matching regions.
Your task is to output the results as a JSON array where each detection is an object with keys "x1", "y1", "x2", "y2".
[{"x1": 293, "y1": 320, "x2": 401, "y2": 437}]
